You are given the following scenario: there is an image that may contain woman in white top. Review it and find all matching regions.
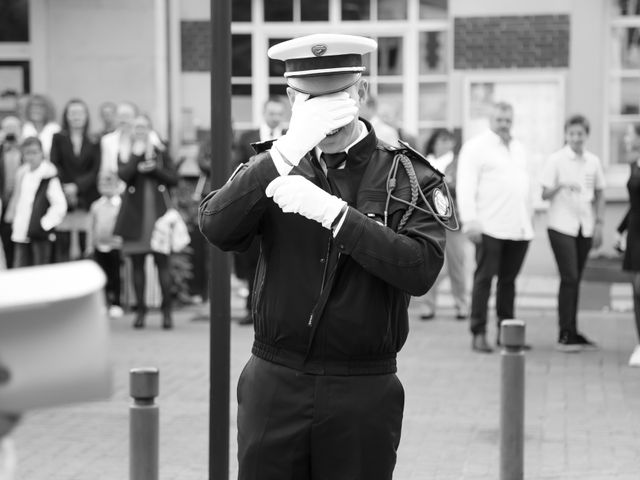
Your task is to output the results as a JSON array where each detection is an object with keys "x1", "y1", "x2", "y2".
[
  {"x1": 541, "y1": 115, "x2": 606, "y2": 352},
  {"x1": 21, "y1": 94, "x2": 60, "y2": 159}
]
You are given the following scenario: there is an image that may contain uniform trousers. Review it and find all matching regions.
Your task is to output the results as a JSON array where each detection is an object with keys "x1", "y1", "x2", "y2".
[
  {"x1": 237, "y1": 355, "x2": 404, "y2": 480},
  {"x1": 470, "y1": 234, "x2": 529, "y2": 335},
  {"x1": 547, "y1": 228, "x2": 592, "y2": 335}
]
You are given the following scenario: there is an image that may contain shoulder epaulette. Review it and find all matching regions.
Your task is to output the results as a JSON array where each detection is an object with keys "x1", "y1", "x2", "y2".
[{"x1": 395, "y1": 140, "x2": 444, "y2": 178}]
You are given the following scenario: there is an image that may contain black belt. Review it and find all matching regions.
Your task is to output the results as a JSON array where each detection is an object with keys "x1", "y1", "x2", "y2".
[{"x1": 252, "y1": 339, "x2": 397, "y2": 376}]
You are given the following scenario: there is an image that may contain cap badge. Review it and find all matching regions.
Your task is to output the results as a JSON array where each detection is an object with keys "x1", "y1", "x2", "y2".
[
  {"x1": 311, "y1": 44, "x2": 328, "y2": 57},
  {"x1": 432, "y1": 188, "x2": 451, "y2": 217}
]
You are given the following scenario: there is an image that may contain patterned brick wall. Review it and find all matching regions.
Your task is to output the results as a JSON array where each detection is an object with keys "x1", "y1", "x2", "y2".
[
  {"x1": 181, "y1": 21, "x2": 210, "y2": 72},
  {"x1": 454, "y1": 15, "x2": 570, "y2": 69}
]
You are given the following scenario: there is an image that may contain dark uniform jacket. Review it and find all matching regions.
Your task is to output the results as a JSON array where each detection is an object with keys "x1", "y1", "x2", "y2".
[{"x1": 199, "y1": 120, "x2": 447, "y2": 375}]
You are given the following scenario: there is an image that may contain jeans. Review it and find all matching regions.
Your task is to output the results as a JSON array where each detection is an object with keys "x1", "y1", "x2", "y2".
[
  {"x1": 470, "y1": 234, "x2": 529, "y2": 335},
  {"x1": 547, "y1": 228, "x2": 592, "y2": 335}
]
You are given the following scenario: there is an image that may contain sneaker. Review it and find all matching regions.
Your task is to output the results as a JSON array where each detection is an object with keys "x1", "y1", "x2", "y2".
[
  {"x1": 108, "y1": 305, "x2": 124, "y2": 318},
  {"x1": 628, "y1": 345, "x2": 640, "y2": 367},
  {"x1": 575, "y1": 332, "x2": 598, "y2": 350},
  {"x1": 556, "y1": 331, "x2": 581, "y2": 353}
]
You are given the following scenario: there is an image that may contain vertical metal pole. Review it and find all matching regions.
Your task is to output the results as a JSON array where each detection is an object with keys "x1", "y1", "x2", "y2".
[
  {"x1": 210, "y1": 1, "x2": 231, "y2": 479},
  {"x1": 130, "y1": 368, "x2": 159, "y2": 480},
  {"x1": 499, "y1": 320, "x2": 526, "y2": 480}
]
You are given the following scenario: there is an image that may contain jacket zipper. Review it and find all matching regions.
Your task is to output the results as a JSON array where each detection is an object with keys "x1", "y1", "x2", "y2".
[{"x1": 309, "y1": 234, "x2": 333, "y2": 327}]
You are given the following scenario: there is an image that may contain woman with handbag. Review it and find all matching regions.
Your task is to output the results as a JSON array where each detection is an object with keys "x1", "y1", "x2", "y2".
[
  {"x1": 114, "y1": 114, "x2": 178, "y2": 329},
  {"x1": 617, "y1": 123, "x2": 640, "y2": 366}
]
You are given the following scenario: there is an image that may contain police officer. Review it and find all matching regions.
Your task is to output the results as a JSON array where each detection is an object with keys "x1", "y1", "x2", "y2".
[{"x1": 200, "y1": 34, "x2": 449, "y2": 480}]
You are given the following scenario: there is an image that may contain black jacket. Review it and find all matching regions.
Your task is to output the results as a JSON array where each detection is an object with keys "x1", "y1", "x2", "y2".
[
  {"x1": 199, "y1": 121, "x2": 447, "y2": 375},
  {"x1": 50, "y1": 132, "x2": 100, "y2": 211},
  {"x1": 114, "y1": 148, "x2": 178, "y2": 241}
]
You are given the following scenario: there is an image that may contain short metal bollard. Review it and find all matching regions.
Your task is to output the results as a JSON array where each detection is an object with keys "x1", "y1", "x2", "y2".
[
  {"x1": 130, "y1": 368, "x2": 159, "y2": 480},
  {"x1": 499, "y1": 320, "x2": 525, "y2": 480}
]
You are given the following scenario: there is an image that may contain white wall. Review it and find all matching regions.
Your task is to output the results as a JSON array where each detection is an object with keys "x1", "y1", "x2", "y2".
[{"x1": 43, "y1": 0, "x2": 158, "y2": 134}]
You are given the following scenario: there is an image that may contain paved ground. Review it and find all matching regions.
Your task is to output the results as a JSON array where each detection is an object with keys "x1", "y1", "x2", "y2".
[{"x1": 9, "y1": 275, "x2": 640, "y2": 480}]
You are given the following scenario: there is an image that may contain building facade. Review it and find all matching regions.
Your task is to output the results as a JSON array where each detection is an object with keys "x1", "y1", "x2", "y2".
[{"x1": 0, "y1": 0, "x2": 635, "y2": 272}]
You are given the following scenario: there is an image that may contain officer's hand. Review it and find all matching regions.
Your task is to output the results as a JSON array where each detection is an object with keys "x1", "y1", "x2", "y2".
[
  {"x1": 464, "y1": 220, "x2": 483, "y2": 244},
  {"x1": 273, "y1": 93, "x2": 358, "y2": 166},
  {"x1": 266, "y1": 175, "x2": 347, "y2": 230}
]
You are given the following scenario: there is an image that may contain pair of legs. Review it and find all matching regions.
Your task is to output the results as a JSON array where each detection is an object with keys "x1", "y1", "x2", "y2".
[
  {"x1": 547, "y1": 229, "x2": 592, "y2": 337},
  {"x1": 13, "y1": 240, "x2": 52, "y2": 268},
  {"x1": 632, "y1": 273, "x2": 640, "y2": 342},
  {"x1": 0, "y1": 221, "x2": 14, "y2": 268},
  {"x1": 94, "y1": 249, "x2": 122, "y2": 308},
  {"x1": 469, "y1": 234, "x2": 530, "y2": 337},
  {"x1": 129, "y1": 252, "x2": 173, "y2": 328},
  {"x1": 237, "y1": 356, "x2": 404, "y2": 480},
  {"x1": 422, "y1": 228, "x2": 469, "y2": 318},
  {"x1": 54, "y1": 230, "x2": 87, "y2": 262}
]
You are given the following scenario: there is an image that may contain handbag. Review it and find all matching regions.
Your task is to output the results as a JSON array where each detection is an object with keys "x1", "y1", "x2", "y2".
[{"x1": 150, "y1": 189, "x2": 191, "y2": 254}]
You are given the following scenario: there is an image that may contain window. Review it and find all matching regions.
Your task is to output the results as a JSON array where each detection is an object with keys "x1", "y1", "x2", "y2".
[
  {"x1": 232, "y1": 0, "x2": 252, "y2": 22},
  {"x1": 420, "y1": 0, "x2": 447, "y2": 19},
  {"x1": 265, "y1": 0, "x2": 293, "y2": 21},
  {"x1": 378, "y1": 0, "x2": 407, "y2": 20},
  {"x1": 609, "y1": 2, "x2": 640, "y2": 164},
  {"x1": 377, "y1": 37, "x2": 403, "y2": 76},
  {"x1": 0, "y1": 0, "x2": 29, "y2": 42},
  {"x1": 342, "y1": 0, "x2": 370, "y2": 21},
  {"x1": 301, "y1": 0, "x2": 329, "y2": 21},
  {"x1": 232, "y1": 35, "x2": 252, "y2": 77},
  {"x1": 419, "y1": 83, "x2": 447, "y2": 122},
  {"x1": 232, "y1": 35, "x2": 253, "y2": 123},
  {"x1": 419, "y1": 31, "x2": 447, "y2": 74}
]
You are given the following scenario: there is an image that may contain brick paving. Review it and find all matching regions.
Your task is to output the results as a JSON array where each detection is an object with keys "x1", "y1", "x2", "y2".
[{"x1": 10, "y1": 275, "x2": 640, "y2": 479}]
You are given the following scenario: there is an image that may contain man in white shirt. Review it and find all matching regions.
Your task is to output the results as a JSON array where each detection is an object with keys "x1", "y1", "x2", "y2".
[{"x1": 457, "y1": 102, "x2": 534, "y2": 353}]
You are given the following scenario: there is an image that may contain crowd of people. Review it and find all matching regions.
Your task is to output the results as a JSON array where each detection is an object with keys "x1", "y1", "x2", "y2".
[
  {"x1": 0, "y1": 95, "x2": 179, "y2": 330},
  {"x1": 421, "y1": 104, "x2": 640, "y2": 367}
]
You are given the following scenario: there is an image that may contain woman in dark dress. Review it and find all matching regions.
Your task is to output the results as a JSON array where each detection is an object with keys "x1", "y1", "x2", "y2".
[
  {"x1": 50, "y1": 98, "x2": 100, "y2": 261},
  {"x1": 617, "y1": 123, "x2": 640, "y2": 366},
  {"x1": 114, "y1": 114, "x2": 178, "y2": 329}
]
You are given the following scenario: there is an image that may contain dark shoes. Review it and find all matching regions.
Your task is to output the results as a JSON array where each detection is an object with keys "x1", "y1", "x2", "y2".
[
  {"x1": 575, "y1": 332, "x2": 598, "y2": 350},
  {"x1": 556, "y1": 331, "x2": 582, "y2": 353},
  {"x1": 132, "y1": 306, "x2": 173, "y2": 330},
  {"x1": 557, "y1": 331, "x2": 597, "y2": 352},
  {"x1": 162, "y1": 309, "x2": 173, "y2": 330},
  {"x1": 133, "y1": 310, "x2": 146, "y2": 329},
  {"x1": 472, "y1": 334, "x2": 494, "y2": 353}
]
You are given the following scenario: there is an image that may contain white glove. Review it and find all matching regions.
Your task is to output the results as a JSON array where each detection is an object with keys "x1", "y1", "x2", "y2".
[
  {"x1": 266, "y1": 175, "x2": 347, "y2": 230},
  {"x1": 273, "y1": 93, "x2": 358, "y2": 165}
]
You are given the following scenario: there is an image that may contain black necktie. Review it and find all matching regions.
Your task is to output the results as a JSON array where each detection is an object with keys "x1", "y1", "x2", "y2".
[{"x1": 321, "y1": 152, "x2": 348, "y2": 169}]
